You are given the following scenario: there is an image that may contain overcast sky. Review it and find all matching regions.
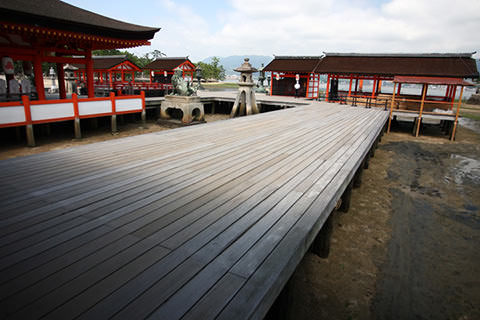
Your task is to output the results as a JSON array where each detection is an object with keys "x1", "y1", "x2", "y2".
[{"x1": 65, "y1": 0, "x2": 480, "y2": 62}]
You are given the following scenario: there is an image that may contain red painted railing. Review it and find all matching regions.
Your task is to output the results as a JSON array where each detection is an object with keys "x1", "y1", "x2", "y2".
[{"x1": 0, "y1": 92, "x2": 145, "y2": 129}]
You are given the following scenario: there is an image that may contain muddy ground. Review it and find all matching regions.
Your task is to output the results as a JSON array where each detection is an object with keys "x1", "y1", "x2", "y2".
[{"x1": 286, "y1": 121, "x2": 480, "y2": 320}]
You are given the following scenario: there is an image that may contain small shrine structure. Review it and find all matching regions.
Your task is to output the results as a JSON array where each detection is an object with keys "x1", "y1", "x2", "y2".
[
  {"x1": 145, "y1": 57, "x2": 196, "y2": 86},
  {"x1": 0, "y1": 0, "x2": 159, "y2": 146}
]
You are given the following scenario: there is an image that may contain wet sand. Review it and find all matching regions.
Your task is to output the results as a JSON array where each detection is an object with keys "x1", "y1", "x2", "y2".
[{"x1": 286, "y1": 122, "x2": 480, "y2": 320}]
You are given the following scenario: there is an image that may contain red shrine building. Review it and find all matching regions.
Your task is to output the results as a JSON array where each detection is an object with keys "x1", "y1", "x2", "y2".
[
  {"x1": 0, "y1": 0, "x2": 159, "y2": 146},
  {"x1": 71, "y1": 55, "x2": 142, "y2": 90},
  {"x1": 145, "y1": 57, "x2": 196, "y2": 84},
  {"x1": 0, "y1": 0, "x2": 159, "y2": 100}
]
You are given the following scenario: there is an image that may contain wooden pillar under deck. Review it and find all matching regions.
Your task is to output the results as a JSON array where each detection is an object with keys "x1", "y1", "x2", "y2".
[
  {"x1": 22, "y1": 95, "x2": 35, "y2": 147},
  {"x1": 451, "y1": 86, "x2": 464, "y2": 141},
  {"x1": 72, "y1": 93, "x2": 81, "y2": 139},
  {"x1": 110, "y1": 92, "x2": 117, "y2": 133},
  {"x1": 339, "y1": 180, "x2": 354, "y2": 213},
  {"x1": 311, "y1": 210, "x2": 336, "y2": 258},
  {"x1": 353, "y1": 162, "x2": 365, "y2": 188}
]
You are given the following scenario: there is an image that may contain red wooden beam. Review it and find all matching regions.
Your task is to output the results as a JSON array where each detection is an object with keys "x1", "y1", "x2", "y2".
[
  {"x1": 86, "y1": 49, "x2": 94, "y2": 98},
  {"x1": 33, "y1": 54, "x2": 45, "y2": 100},
  {"x1": 57, "y1": 62, "x2": 66, "y2": 99}
]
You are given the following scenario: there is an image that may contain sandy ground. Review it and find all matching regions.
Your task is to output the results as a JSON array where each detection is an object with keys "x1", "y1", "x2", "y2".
[{"x1": 285, "y1": 122, "x2": 480, "y2": 320}]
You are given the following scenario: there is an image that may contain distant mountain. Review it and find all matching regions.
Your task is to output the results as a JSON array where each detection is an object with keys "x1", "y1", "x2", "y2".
[{"x1": 201, "y1": 55, "x2": 274, "y2": 75}]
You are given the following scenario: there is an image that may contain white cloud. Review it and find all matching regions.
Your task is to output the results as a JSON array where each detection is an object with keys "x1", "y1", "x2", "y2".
[{"x1": 131, "y1": 0, "x2": 480, "y2": 61}]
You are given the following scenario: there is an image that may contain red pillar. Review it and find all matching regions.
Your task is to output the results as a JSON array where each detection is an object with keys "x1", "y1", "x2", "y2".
[
  {"x1": 56, "y1": 63, "x2": 66, "y2": 99},
  {"x1": 33, "y1": 54, "x2": 45, "y2": 100},
  {"x1": 348, "y1": 75, "x2": 353, "y2": 97},
  {"x1": 86, "y1": 49, "x2": 94, "y2": 98},
  {"x1": 397, "y1": 83, "x2": 402, "y2": 95},
  {"x1": 270, "y1": 71, "x2": 273, "y2": 96},
  {"x1": 450, "y1": 86, "x2": 457, "y2": 110},
  {"x1": 325, "y1": 74, "x2": 331, "y2": 102}
]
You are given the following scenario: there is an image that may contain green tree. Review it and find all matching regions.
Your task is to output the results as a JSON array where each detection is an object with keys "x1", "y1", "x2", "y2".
[
  {"x1": 92, "y1": 49, "x2": 165, "y2": 68},
  {"x1": 195, "y1": 57, "x2": 225, "y2": 81}
]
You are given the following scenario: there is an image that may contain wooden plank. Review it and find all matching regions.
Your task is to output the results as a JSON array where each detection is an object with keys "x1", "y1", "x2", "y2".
[
  {"x1": 0, "y1": 98, "x2": 389, "y2": 320},
  {"x1": 57, "y1": 110, "x2": 371, "y2": 320},
  {"x1": 81, "y1": 112, "x2": 378, "y2": 319},
  {"x1": 142, "y1": 112, "x2": 386, "y2": 320}
]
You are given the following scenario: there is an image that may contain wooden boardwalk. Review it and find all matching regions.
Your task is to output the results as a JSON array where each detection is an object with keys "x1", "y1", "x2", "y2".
[{"x1": 0, "y1": 99, "x2": 388, "y2": 320}]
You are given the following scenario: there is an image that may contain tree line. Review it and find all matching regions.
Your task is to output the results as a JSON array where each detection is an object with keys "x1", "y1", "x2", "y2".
[{"x1": 94, "y1": 49, "x2": 225, "y2": 80}]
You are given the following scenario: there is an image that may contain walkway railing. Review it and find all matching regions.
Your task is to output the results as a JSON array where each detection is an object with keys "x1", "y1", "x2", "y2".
[{"x1": 0, "y1": 91, "x2": 146, "y2": 147}]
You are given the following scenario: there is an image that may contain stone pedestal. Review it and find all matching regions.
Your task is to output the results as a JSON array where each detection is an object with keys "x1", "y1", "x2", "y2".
[{"x1": 160, "y1": 95, "x2": 205, "y2": 124}]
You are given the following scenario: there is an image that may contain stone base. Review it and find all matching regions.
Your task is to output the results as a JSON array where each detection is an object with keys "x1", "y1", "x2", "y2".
[
  {"x1": 160, "y1": 95, "x2": 205, "y2": 124},
  {"x1": 467, "y1": 93, "x2": 480, "y2": 105}
]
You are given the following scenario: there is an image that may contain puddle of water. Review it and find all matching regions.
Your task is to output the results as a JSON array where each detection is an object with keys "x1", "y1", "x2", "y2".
[
  {"x1": 448, "y1": 154, "x2": 480, "y2": 186},
  {"x1": 459, "y1": 118, "x2": 480, "y2": 135}
]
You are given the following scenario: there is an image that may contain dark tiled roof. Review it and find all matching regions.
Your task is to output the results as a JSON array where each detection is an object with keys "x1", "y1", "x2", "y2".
[
  {"x1": 315, "y1": 53, "x2": 478, "y2": 78},
  {"x1": 144, "y1": 57, "x2": 192, "y2": 70},
  {"x1": 263, "y1": 56, "x2": 323, "y2": 73},
  {"x1": 0, "y1": 0, "x2": 159, "y2": 40},
  {"x1": 71, "y1": 56, "x2": 141, "y2": 70}
]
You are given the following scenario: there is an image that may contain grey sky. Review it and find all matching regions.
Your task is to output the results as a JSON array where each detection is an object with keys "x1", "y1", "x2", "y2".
[{"x1": 65, "y1": 0, "x2": 480, "y2": 61}]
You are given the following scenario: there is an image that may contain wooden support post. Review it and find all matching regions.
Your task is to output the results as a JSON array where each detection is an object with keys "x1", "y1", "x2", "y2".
[
  {"x1": 264, "y1": 279, "x2": 291, "y2": 320},
  {"x1": 451, "y1": 86, "x2": 464, "y2": 141},
  {"x1": 450, "y1": 86, "x2": 457, "y2": 110},
  {"x1": 110, "y1": 92, "x2": 117, "y2": 133},
  {"x1": 33, "y1": 54, "x2": 45, "y2": 100},
  {"x1": 415, "y1": 84, "x2": 427, "y2": 137},
  {"x1": 72, "y1": 93, "x2": 81, "y2": 139},
  {"x1": 353, "y1": 163, "x2": 364, "y2": 188},
  {"x1": 364, "y1": 152, "x2": 371, "y2": 169},
  {"x1": 140, "y1": 91, "x2": 146, "y2": 126},
  {"x1": 311, "y1": 210, "x2": 335, "y2": 258},
  {"x1": 387, "y1": 82, "x2": 397, "y2": 133},
  {"x1": 22, "y1": 95, "x2": 35, "y2": 147},
  {"x1": 44, "y1": 124, "x2": 51, "y2": 136},
  {"x1": 15, "y1": 127, "x2": 22, "y2": 141},
  {"x1": 212, "y1": 102, "x2": 216, "y2": 114},
  {"x1": 339, "y1": 180, "x2": 354, "y2": 213},
  {"x1": 397, "y1": 83, "x2": 402, "y2": 95},
  {"x1": 369, "y1": 141, "x2": 377, "y2": 158},
  {"x1": 57, "y1": 62, "x2": 66, "y2": 99},
  {"x1": 90, "y1": 117, "x2": 99, "y2": 129}
]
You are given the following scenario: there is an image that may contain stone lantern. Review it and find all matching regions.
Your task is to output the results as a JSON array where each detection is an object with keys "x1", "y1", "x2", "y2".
[
  {"x1": 230, "y1": 58, "x2": 259, "y2": 117},
  {"x1": 195, "y1": 65, "x2": 203, "y2": 90},
  {"x1": 256, "y1": 63, "x2": 266, "y2": 93}
]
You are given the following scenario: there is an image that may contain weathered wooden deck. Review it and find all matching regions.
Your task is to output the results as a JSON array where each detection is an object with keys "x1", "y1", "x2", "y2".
[{"x1": 0, "y1": 99, "x2": 388, "y2": 320}]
